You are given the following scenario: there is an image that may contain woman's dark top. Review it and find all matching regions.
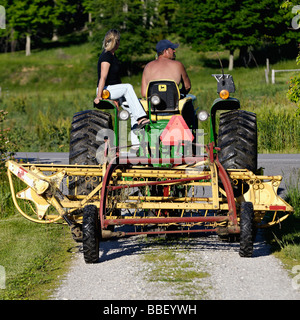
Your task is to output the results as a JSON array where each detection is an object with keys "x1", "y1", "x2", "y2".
[{"x1": 97, "y1": 50, "x2": 121, "y2": 87}]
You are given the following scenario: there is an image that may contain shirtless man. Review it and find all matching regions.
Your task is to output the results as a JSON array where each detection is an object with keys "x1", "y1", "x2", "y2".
[{"x1": 141, "y1": 39, "x2": 191, "y2": 97}]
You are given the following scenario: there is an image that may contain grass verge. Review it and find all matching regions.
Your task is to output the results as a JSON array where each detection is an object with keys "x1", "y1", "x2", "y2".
[
  {"x1": 267, "y1": 169, "x2": 300, "y2": 271},
  {"x1": 0, "y1": 216, "x2": 74, "y2": 300}
]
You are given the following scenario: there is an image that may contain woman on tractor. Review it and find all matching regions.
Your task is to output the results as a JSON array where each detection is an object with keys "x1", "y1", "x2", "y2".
[{"x1": 94, "y1": 29, "x2": 150, "y2": 130}]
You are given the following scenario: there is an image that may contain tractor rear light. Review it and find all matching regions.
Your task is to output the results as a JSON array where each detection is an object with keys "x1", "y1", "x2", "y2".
[
  {"x1": 150, "y1": 94, "x2": 161, "y2": 105},
  {"x1": 102, "y1": 89, "x2": 110, "y2": 99},
  {"x1": 219, "y1": 89, "x2": 229, "y2": 100},
  {"x1": 269, "y1": 205, "x2": 286, "y2": 211},
  {"x1": 119, "y1": 109, "x2": 130, "y2": 121},
  {"x1": 198, "y1": 110, "x2": 209, "y2": 121}
]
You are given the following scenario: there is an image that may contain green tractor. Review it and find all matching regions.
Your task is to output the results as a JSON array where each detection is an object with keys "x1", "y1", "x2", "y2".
[
  {"x1": 6, "y1": 74, "x2": 293, "y2": 263},
  {"x1": 68, "y1": 74, "x2": 259, "y2": 262},
  {"x1": 69, "y1": 74, "x2": 257, "y2": 175}
]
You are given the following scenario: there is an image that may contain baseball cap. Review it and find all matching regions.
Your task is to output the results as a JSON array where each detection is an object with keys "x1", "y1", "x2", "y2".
[{"x1": 156, "y1": 39, "x2": 179, "y2": 53}]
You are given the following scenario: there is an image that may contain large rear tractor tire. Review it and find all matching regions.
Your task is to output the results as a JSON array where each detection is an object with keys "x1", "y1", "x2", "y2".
[
  {"x1": 218, "y1": 110, "x2": 257, "y2": 172},
  {"x1": 82, "y1": 205, "x2": 100, "y2": 263},
  {"x1": 69, "y1": 109, "x2": 113, "y2": 195},
  {"x1": 239, "y1": 202, "x2": 255, "y2": 257}
]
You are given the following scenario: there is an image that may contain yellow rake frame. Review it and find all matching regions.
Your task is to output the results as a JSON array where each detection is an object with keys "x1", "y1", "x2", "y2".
[{"x1": 6, "y1": 155, "x2": 293, "y2": 235}]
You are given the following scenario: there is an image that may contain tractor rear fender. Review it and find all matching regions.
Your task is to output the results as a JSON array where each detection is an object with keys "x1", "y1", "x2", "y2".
[
  {"x1": 210, "y1": 97, "x2": 240, "y2": 143},
  {"x1": 94, "y1": 99, "x2": 119, "y2": 147},
  {"x1": 94, "y1": 99, "x2": 117, "y2": 111}
]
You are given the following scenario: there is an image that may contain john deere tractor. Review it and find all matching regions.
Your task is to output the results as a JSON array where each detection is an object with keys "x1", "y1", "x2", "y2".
[{"x1": 6, "y1": 74, "x2": 293, "y2": 263}]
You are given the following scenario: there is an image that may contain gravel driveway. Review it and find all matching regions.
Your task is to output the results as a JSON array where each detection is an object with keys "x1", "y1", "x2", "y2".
[{"x1": 51, "y1": 231, "x2": 300, "y2": 300}]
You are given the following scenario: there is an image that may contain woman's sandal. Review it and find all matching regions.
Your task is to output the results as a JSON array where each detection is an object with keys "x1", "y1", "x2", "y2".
[{"x1": 136, "y1": 118, "x2": 150, "y2": 130}]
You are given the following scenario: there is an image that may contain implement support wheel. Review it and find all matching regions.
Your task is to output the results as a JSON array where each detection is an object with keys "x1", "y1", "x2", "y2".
[
  {"x1": 239, "y1": 202, "x2": 255, "y2": 257},
  {"x1": 82, "y1": 205, "x2": 100, "y2": 263}
]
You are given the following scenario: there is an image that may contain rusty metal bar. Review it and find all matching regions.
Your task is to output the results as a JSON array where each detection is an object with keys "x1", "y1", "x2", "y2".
[
  {"x1": 104, "y1": 215, "x2": 228, "y2": 226},
  {"x1": 215, "y1": 157, "x2": 237, "y2": 225},
  {"x1": 123, "y1": 228, "x2": 217, "y2": 236}
]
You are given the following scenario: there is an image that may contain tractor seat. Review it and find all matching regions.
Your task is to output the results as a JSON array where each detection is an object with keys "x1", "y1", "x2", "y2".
[{"x1": 146, "y1": 80, "x2": 180, "y2": 114}]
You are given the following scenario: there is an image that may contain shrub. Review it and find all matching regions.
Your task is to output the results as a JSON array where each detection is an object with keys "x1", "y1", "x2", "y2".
[{"x1": 287, "y1": 55, "x2": 300, "y2": 116}]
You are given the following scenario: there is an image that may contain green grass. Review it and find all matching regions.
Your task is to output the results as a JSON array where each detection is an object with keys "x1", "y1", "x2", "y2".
[
  {"x1": 257, "y1": 110, "x2": 300, "y2": 153},
  {"x1": 0, "y1": 215, "x2": 73, "y2": 300},
  {"x1": 0, "y1": 168, "x2": 74, "y2": 300},
  {"x1": 266, "y1": 169, "x2": 300, "y2": 271},
  {"x1": 0, "y1": 43, "x2": 96, "y2": 152},
  {"x1": 271, "y1": 217, "x2": 300, "y2": 272},
  {"x1": 0, "y1": 43, "x2": 95, "y2": 92},
  {"x1": 1, "y1": 42, "x2": 299, "y2": 153}
]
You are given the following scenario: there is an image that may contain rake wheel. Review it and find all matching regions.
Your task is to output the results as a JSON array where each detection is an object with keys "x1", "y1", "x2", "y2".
[
  {"x1": 82, "y1": 205, "x2": 100, "y2": 263},
  {"x1": 239, "y1": 202, "x2": 255, "y2": 257}
]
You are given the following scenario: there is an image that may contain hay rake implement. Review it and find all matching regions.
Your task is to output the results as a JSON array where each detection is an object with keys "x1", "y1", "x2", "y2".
[{"x1": 6, "y1": 142, "x2": 293, "y2": 262}]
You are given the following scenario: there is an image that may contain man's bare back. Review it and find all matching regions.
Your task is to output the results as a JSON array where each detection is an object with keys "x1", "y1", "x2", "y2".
[{"x1": 141, "y1": 41, "x2": 191, "y2": 97}]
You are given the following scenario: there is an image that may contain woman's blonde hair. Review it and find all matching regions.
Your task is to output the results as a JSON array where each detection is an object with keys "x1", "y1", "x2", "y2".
[{"x1": 102, "y1": 29, "x2": 120, "y2": 52}]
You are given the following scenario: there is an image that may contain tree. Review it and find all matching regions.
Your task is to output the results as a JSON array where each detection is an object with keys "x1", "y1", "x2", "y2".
[
  {"x1": 175, "y1": 0, "x2": 297, "y2": 70},
  {"x1": 1, "y1": 0, "x2": 87, "y2": 54},
  {"x1": 157, "y1": 0, "x2": 177, "y2": 37},
  {"x1": 175, "y1": 0, "x2": 265, "y2": 70},
  {"x1": 82, "y1": 0, "x2": 94, "y2": 37},
  {"x1": 6, "y1": 0, "x2": 52, "y2": 55},
  {"x1": 0, "y1": 0, "x2": 12, "y2": 52},
  {"x1": 282, "y1": 1, "x2": 300, "y2": 116},
  {"x1": 50, "y1": 0, "x2": 79, "y2": 41},
  {"x1": 91, "y1": 0, "x2": 160, "y2": 73}
]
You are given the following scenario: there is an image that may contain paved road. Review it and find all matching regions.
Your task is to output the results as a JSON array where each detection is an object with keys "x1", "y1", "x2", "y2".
[
  {"x1": 257, "y1": 154, "x2": 300, "y2": 196},
  {"x1": 15, "y1": 152, "x2": 69, "y2": 165}
]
